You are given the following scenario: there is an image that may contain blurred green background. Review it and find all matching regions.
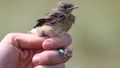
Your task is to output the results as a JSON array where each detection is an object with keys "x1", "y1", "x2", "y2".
[{"x1": 0, "y1": 0, "x2": 120, "y2": 68}]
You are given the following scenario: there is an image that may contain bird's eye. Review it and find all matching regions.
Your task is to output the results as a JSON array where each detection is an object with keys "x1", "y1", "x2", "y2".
[
  {"x1": 63, "y1": 4, "x2": 72, "y2": 9},
  {"x1": 63, "y1": 6, "x2": 67, "y2": 9}
]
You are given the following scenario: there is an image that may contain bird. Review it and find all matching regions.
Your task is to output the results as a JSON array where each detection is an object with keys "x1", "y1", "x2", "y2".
[{"x1": 29, "y1": 1, "x2": 78, "y2": 37}]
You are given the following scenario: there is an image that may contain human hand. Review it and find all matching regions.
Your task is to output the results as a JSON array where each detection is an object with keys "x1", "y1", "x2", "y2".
[{"x1": 0, "y1": 33, "x2": 72, "y2": 68}]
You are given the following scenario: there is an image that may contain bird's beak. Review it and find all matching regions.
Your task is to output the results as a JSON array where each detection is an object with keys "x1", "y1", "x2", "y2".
[{"x1": 73, "y1": 6, "x2": 79, "y2": 9}]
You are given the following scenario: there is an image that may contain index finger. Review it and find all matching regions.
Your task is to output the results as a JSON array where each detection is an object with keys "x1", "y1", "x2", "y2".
[
  {"x1": 42, "y1": 32, "x2": 72, "y2": 50},
  {"x1": 2, "y1": 33, "x2": 46, "y2": 49}
]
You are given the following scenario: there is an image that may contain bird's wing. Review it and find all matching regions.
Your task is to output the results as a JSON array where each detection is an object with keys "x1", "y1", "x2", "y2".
[
  {"x1": 34, "y1": 12, "x2": 66, "y2": 28},
  {"x1": 33, "y1": 12, "x2": 53, "y2": 28},
  {"x1": 49, "y1": 12, "x2": 66, "y2": 24},
  {"x1": 33, "y1": 18, "x2": 47, "y2": 28}
]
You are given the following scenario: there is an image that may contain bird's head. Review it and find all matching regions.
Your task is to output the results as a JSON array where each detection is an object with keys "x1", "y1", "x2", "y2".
[{"x1": 56, "y1": 2, "x2": 78, "y2": 14}]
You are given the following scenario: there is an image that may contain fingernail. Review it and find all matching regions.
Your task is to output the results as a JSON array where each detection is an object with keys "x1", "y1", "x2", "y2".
[
  {"x1": 32, "y1": 56, "x2": 39, "y2": 66},
  {"x1": 57, "y1": 48, "x2": 73, "y2": 60}
]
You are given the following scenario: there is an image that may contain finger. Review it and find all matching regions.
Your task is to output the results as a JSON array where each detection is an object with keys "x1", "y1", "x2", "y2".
[
  {"x1": 2, "y1": 33, "x2": 46, "y2": 49},
  {"x1": 42, "y1": 32, "x2": 72, "y2": 50},
  {"x1": 32, "y1": 50, "x2": 71, "y2": 66},
  {"x1": 34, "y1": 63, "x2": 65, "y2": 68}
]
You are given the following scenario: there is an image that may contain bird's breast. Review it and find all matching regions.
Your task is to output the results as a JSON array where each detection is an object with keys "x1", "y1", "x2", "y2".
[{"x1": 30, "y1": 25, "x2": 62, "y2": 37}]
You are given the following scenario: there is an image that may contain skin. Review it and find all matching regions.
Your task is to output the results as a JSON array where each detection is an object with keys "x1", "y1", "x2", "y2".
[{"x1": 0, "y1": 33, "x2": 72, "y2": 68}]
